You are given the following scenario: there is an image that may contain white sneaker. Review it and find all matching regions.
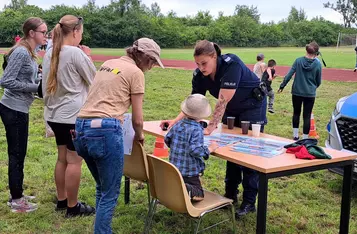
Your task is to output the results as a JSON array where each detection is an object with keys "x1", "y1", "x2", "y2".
[
  {"x1": 7, "y1": 195, "x2": 36, "y2": 207},
  {"x1": 10, "y1": 197, "x2": 38, "y2": 213}
]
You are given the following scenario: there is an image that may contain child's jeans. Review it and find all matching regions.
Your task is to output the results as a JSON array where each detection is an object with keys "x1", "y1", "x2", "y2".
[
  {"x1": 267, "y1": 89, "x2": 275, "y2": 110},
  {"x1": 183, "y1": 175, "x2": 204, "y2": 199}
]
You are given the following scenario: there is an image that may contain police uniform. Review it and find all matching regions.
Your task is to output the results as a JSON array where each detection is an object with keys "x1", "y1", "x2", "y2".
[{"x1": 192, "y1": 53, "x2": 267, "y2": 206}]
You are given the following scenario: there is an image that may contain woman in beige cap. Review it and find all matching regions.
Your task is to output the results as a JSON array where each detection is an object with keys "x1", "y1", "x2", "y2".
[{"x1": 72, "y1": 37, "x2": 164, "y2": 234}]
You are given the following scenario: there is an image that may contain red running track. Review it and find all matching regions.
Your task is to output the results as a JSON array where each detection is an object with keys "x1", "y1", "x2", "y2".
[{"x1": 1, "y1": 50, "x2": 356, "y2": 82}]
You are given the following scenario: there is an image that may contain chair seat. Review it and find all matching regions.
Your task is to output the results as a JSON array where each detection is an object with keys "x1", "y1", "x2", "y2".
[{"x1": 189, "y1": 190, "x2": 233, "y2": 217}]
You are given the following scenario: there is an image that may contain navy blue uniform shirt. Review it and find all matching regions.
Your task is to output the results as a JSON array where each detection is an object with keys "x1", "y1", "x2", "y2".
[{"x1": 192, "y1": 54, "x2": 261, "y2": 112}]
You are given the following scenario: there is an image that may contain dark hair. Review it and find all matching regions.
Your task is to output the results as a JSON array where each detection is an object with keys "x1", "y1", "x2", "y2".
[
  {"x1": 47, "y1": 15, "x2": 83, "y2": 95},
  {"x1": 126, "y1": 46, "x2": 154, "y2": 71},
  {"x1": 257, "y1": 56, "x2": 263, "y2": 61},
  {"x1": 268, "y1": 59, "x2": 276, "y2": 67},
  {"x1": 8, "y1": 17, "x2": 45, "y2": 60},
  {"x1": 306, "y1": 41, "x2": 319, "y2": 55},
  {"x1": 194, "y1": 40, "x2": 221, "y2": 57}
]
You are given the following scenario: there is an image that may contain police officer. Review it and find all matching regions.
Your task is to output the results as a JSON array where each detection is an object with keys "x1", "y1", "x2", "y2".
[{"x1": 161, "y1": 40, "x2": 267, "y2": 217}]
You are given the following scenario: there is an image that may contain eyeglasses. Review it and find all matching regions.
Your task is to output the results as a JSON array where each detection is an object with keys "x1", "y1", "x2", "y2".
[{"x1": 34, "y1": 30, "x2": 47, "y2": 36}]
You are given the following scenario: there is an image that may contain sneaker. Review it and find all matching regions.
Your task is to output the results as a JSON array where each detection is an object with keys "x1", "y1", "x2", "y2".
[
  {"x1": 7, "y1": 195, "x2": 36, "y2": 207},
  {"x1": 10, "y1": 197, "x2": 38, "y2": 213},
  {"x1": 65, "y1": 202, "x2": 95, "y2": 218},
  {"x1": 268, "y1": 109, "x2": 275, "y2": 114},
  {"x1": 236, "y1": 203, "x2": 256, "y2": 218},
  {"x1": 191, "y1": 196, "x2": 204, "y2": 202},
  {"x1": 293, "y1": 137, "x2": 299, "y2": 141},
  {"x1": 354, "y1": 68, "x2": 357, "y2": 72}
]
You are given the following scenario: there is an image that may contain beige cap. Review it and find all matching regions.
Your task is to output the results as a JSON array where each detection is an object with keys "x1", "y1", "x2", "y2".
[
  {"x1": 134, "y1": 38, "x2": 164, "y2": 68},
  {"x1": 181, "y1": 94, "x2": 212, "y2": 120}
]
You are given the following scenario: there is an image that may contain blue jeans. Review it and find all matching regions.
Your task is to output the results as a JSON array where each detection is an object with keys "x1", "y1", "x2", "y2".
[{"x1": 73, "y1": 118, "x2": 124, "y2": 234}]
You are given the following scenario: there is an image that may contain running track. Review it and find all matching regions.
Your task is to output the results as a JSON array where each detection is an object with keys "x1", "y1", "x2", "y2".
[{"x1": 1, "y1": 50, "x2": 356, "y2": 82}]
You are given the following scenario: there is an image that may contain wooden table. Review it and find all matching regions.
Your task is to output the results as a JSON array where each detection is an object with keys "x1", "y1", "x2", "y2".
[{"x1": 140, "y1": 120, "x2": 357, "y2": 234}]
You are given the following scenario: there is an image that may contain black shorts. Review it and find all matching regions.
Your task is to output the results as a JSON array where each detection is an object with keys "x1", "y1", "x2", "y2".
[{"x1": 47, "y1": 121, "x2": 75, "y2": 151}]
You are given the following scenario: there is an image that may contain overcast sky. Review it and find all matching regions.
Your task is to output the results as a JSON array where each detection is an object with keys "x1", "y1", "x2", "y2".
[{"x1": 1, "y1": 0, "x2": 344, "y2": 24}]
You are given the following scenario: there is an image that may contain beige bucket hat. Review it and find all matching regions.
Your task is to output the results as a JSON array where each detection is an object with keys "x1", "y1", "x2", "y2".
[
  {"x1": 134, "y1": 37, "x2": 164, "y2": 68},
  {"x1": 181, "y1": 94, "x2": 212, "y2": 120}
]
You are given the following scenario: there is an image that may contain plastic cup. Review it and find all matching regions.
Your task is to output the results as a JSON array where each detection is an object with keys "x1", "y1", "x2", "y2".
[
  {"x1": 227, "y1": 117, "x2": 235, "y2": 129},
  {"x1": 252, "y1": 124, "x2": 261, "y2": 137},
  {"x1": 241, "y1": 121, "x2": 250, "y2": 135}
]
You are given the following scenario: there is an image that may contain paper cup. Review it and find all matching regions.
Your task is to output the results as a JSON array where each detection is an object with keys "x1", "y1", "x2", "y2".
[
  {"x1": 241, "y1": 121, "x2": 250, "y2": 135},
  {"x1": 227, "y1": 117, "x2": 235, "y2": 129},
  {"x1": 252, "y1": 124, "x2": 261, "y2": 137}
]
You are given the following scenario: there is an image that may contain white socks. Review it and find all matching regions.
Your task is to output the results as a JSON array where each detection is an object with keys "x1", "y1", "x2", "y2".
[
  {"x1": 293, "y1": 128, "x2": 299, "y2": 138},
  {"x1": 302, "y1": 134, "x2": 309, "y2": 139}
]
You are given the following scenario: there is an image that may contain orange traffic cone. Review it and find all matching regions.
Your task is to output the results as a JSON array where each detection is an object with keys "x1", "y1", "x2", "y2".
[
  {"x1": 308, "y1": 113, "x2": 319, "y2": 139},
  {"x1": 153, "y1": 137, "x2": 169, "y2": 158}
]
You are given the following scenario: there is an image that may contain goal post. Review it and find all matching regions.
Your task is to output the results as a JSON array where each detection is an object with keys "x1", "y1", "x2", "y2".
[{"x1": 336, "y1": 32, "x2": 357, "y2": 52}]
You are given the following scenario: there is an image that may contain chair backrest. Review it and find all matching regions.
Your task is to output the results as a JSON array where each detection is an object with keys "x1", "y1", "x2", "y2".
[
  {"x1": 147, "y1": 154, "x2": 194, "y2": 214},
  {"x1": 123, "y1": 141, "x2": 149, "y2": 182}
]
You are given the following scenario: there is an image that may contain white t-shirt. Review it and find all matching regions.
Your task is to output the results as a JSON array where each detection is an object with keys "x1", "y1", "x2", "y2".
[
  {"x1": 42, "y1": 45, "x2": 96, "y2": 124},
  {"x1": 253, "y1": 61, "x2": 266, "y2": 79}
]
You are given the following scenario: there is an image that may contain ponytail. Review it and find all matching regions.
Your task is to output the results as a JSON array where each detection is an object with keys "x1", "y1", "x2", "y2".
[
  {"x1": 194, "y1": 40, "x2": 221, "y2": 57},
  {"x1": 47, "y1": 24, "x2": 63, "y2": 95},
  {"x1": 213, "y1": 43, "x2": 221, "y2": 56}
]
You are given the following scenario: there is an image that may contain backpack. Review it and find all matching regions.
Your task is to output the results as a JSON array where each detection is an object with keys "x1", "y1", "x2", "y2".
[{"x1": 2, "y1": 53, "x2": 8, "y2": 71}]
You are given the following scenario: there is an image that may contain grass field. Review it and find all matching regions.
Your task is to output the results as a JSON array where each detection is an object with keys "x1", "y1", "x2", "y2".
[
  {"x1": 88, "y1": 46, "x2": 357, "y2": 70},
  {"x1": 1, "y1": 58, "x2": 357, "y2": 233},
  {"x1": 1, "y1": 46, "x2": 357, "y2": 69}
]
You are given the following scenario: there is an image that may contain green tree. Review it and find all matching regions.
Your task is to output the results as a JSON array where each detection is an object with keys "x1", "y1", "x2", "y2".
[
  {"x1": 234, "y1": 5, "x2": 260, "y2": 23},
  {"x1": 324, "y1": 0, "x2": 357, "y2": 27}
]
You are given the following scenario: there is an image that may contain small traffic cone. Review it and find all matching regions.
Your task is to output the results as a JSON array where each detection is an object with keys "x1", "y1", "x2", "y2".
[
  {"x1": 308, "y1": 113, "x2": 319, "y2": 139},
  {"x1": 153, "y1": 137, "x2": 169, "y2": 158}
]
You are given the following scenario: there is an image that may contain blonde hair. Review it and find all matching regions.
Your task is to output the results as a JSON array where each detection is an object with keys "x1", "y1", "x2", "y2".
[
  {"x1": 47, "y1": 15, "x2": 83, "y2": 95},
  {"x1": 8, "y1": 17, "x2": 45, "y2": 59}
]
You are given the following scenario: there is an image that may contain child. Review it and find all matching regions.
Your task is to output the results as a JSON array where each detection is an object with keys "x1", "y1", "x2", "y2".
[
  {"x1": 261, "y1": 59, "x2": 277, "y2": 113},
  {"x1": 253, "y1": 53, "x2": 266, "y2": 79},
  {"x1": 164, "y1": 94, "x2": 218, "y2": 201}
]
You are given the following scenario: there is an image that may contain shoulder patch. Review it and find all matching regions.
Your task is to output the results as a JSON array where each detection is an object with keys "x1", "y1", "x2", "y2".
[
  {"x1": 193, "y1": 68, "x2": 200, "y2": 76},
  {"x1": 224, "y1": 56, "x2": 232, "y2": 62}
]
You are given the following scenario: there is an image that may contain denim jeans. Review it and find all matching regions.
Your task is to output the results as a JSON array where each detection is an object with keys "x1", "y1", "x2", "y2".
[
  {"x1": 222, "y1": 100, "x2": 266, "y2": 205},
  {"x1": 0, "y1": 103, "x2": 29, "y2": 200},
  {"x1": 73, "y1": 118, "x2": 124, "y2": 234}
]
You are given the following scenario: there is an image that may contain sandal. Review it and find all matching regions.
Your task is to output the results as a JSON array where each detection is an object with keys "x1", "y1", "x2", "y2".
[{"x1": 65, "y1": 202, "x2": 95, "y2": 218}]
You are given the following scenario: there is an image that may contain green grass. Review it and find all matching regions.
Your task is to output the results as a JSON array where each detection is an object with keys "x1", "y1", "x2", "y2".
[
  {"x1": 1, "y1": 58, "x2": 357, "y2": 233},
  {"x1": 88, "y1": 46, "x2": 357, "y2": 70},
  {"x1": 1, "y1": 46, "x2": 357, "y2": 69}
]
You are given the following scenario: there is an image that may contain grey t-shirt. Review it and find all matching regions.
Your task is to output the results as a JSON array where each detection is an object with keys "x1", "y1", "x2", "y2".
[
  {"x1": 0, "y1": 46, "x2": 39, "y2": 113},
  {"x1": 42, "y1": 46, "x2": 96, "y2": 124}
]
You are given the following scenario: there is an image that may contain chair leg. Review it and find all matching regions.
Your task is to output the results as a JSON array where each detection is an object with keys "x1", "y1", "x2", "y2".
[
  {"x1": 144, "y1": 199, "x2": 155, "y2": 234},
  {"x1": 146, "y1": 183, "x2": 151, "y2": 209},
  {"x1": 231, "y1": 204, "x2": 237, "y2": 234},
  {"x1": 194, "y1": 216, "x2": 203, "y2": 234},
  {"x1": 146, "y1": 199, "x2": 158, "y2": 233}
]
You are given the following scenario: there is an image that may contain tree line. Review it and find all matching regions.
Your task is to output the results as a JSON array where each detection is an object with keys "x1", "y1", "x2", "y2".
[{"x1": 1, "y1": 0, "x2": 356, "y2": 48}]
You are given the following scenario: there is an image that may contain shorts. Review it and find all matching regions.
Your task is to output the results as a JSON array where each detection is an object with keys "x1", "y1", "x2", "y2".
[{"x1": 47, "y1": 121, "x2": 75, "y2": 151}]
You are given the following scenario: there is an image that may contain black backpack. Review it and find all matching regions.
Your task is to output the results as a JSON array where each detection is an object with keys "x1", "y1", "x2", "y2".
[{"x1": 2, "y1": 54, "x2": 8, "y2": 71}]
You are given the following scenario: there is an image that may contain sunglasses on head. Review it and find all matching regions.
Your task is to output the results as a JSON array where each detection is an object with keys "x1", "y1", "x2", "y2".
[{"x1": 58, "y1": 16, "x2": 83, "y2": 29}]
